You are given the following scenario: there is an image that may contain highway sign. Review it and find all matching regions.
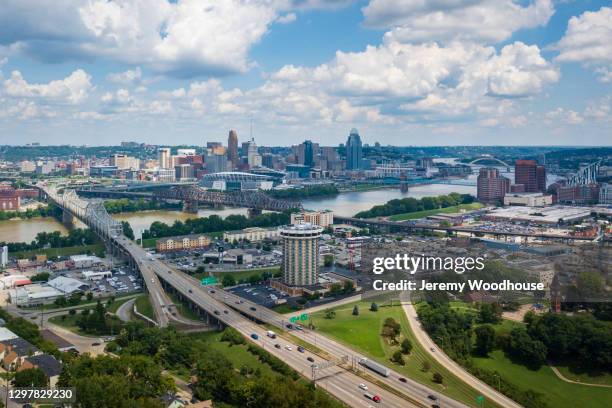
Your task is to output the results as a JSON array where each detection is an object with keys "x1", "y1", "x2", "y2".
[{"x1": 201, "y1": 277, "x2": 218, "y2": 286}]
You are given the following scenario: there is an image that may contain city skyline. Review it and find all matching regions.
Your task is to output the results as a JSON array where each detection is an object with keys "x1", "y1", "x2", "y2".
[{"x1": 0, "y1": 1, "x2": 609, "y2": 146}]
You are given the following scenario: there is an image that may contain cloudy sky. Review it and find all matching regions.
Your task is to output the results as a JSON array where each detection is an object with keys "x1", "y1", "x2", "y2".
[{"x1": 0, "y1": 0, "x2": 610, "y2": 147}]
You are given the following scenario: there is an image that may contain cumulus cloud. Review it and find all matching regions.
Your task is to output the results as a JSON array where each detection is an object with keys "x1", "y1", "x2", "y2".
[
  {"x1": 277, "y1": 13, "x2": 297, "y2": 24},
  {"x1": 0, "y1": 0, "x2": 357, "y2": 78},
  {"x1": 107, "y1": 67, "x2": 142, "y2": 85},
  {"x1": 555, "y1": 7, "x2": 612, "y2": 82},
  {"x1": 363, "y1": 0, "x2": 554, "y2": 44},
  {"x1": 126, "y1": 40, "x2": 557, "y2": 127},
  {"x1": 3, "y1": 69, "x2": 92, "y2": 103}
]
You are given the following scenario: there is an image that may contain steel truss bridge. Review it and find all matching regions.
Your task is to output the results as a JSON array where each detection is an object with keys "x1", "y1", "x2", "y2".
[
  {"x1": 567, "y1": 160, "x2": 601, "y2": 186},
  {"x1": 42, "y1": 185, "x2": 123, "y2": 240},
  {"x1": 153, "y1": 185, "x2": 302, "y2": 212}
]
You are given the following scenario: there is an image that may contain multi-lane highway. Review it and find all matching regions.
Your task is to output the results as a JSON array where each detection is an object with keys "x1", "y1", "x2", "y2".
[
  {"x1": 198, "y1": 283, "x2": 472, "y2": 408},
  {"x1": 121, "y1": 239, "x2": 421, "y2": 408}
]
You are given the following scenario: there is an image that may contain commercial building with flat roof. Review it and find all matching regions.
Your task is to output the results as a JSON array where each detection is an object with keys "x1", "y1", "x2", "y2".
[
  {"x1": 291, "y1": 210, "x2": 334, "y2": 228},
  {"x1": 223, "y1": 227, "x2": 280, "y2": 243},
  {"x1": 503, "y1": 193, "x2": 553, "y2": 207},
  {"x1": 482, "y1": 205, "x2": 592, "y2": 225},
  {"x1": 156, "y1": 234, "x2": 212, "y2": 252}
]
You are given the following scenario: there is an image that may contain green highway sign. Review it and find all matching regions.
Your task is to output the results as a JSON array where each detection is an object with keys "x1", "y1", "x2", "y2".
[
  {"x1": 201, "y1": 276, "x2": 218, "y2": 286},
  {"x1": 476, "y1": 395, "x2": 485, "y2": 406},
  {"x1": 289, "y1": 316, "x2": 298, "y2": 323},
  {"x1": 300, "y1": 313, "x2": 308, "y2": 321}
]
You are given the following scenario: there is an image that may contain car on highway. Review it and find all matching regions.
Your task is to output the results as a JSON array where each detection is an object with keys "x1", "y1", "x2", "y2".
[
  {"x1": 214, "y1": 310, "x2": 220, "y2": 315},
  {"x1": 430, "y1": 347, "x2": 436, "y2": 352},
  {"x1": 251, "y1": 333, "x2": 259, "y2": 340},
  {"x1": 91, "y1": 342, "x2": 101, "y2": 346},
  {"x1": 307, "y1": 357, "x2": 315, "y2": 363},
  {"x1": 285, "y1": 345, "x2": 292, "y2": 351},
  {"x1": 364, "y1": 393, "x2": 380, "y2": 403},
  {"x1": 398, "y1": 377, "x2": 407, "y2": 383},
  {"x1": 274, "y1": 344, "x2": 281, "y2": 349},
  {"x1": 188, "y1": 289, "x2": 193, "y2": 293},
  {"x1": 297, "y1": 346, "x2": 305, "y2": 353},
  {"x1": 432, "y1": 405, "x2": 440, "y2": 408},
  {"x1": 223, "y1": 310, "x2": 228, "y2": 314},
  {"x1": 250, "y1": 306, "x2": 256, "y2": 311},
  {"x1": 428, "y1": 395, "x2": 438, "y2": 401},
  {"x1": 358, "y1": 383, "x2": 368, "y2": 391}
]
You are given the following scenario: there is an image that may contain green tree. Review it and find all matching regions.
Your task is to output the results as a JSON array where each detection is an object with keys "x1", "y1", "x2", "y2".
[
  {"x1": 323, "y1": 254, "x2": 334, "y2": 267},
  {"x1": 392, "y1": 350, "x2": 405, "y2": 365},
  {"x1": 222, "y1": 274, "x2": 236, "y2": 287},
  {"x1": 432, "y1": 372, "x2": 443, "y2": 384},
  {"x1": 478, "y1": 303, "x2": 502, "y2": 324},
  {"x1": 474, "y1": 324, "x2": 496, "y2": 356},
  {"x1": 401, "y1": 338, "x2": 412, "y2": 354},
  {"x1": 13, "y1": 368, "x2": 47, "y2": 387},
  {"x1": 370, "y1": 302, "x2": 378, "y2": 312},
  {"x1": 352, "y1": 305, "x2": 359, "y2": 316},
  {"x1": 324, "y1": 309, "x2": 336, "y2": 319}
]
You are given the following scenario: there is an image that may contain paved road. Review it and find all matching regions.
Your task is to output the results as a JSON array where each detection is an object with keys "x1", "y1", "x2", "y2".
[
  {"x1": 399, "y1": 292, "x2": 522, "y2": 408},
  {"x1": 200, "y1": 282, "x2": 469, "y2": 408},
  {"x1": 116, "y1": 297, "x2": 136, "y2": 322},
  {"x1": 137, "y1": 255, "x2": 419, "y2": 408}
]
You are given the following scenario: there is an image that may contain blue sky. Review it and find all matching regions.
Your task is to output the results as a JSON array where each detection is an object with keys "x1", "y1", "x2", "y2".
[{"x1": 0, "y1": 0, "x2": 610, "y2": 147}]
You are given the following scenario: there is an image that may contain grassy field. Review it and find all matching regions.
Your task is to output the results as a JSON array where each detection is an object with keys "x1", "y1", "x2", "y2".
[
  {"x1": 134, "y1": 295, "x2": 155, "y2": 320},
  {"x1": 11, "y1": 243, "x2": 105, "y2": 260},
  {"x1": 472, "y1": 350, "x2": 612, "y2": 408},
  {"x1": 311, "y1": 300, "x2": 498, "y2": 408},
  {"x1": 48, "y1": 313, "x2": 85, "y2": 333},
  {"x1": 106, "y1": 294, "x2": 140, "y2": 313},
  {"x1": 388, "y1": 202, "x2": 484, "y2": 221},
  {"x1": 167, "y1": 292, "x2": 203, "y2": 321},
  {"x1": 552, "y1": 359, "x2": 612, "y2": 386}
]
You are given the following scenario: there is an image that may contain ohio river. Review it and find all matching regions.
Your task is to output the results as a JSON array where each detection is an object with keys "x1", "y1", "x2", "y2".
[{"x1": 0, "y1": 183, "x2": 474, "y2": 243}]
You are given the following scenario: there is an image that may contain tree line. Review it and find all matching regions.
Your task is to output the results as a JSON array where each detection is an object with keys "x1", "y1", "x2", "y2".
[
  {"x1": 103, "y1": 198, "x2": 181, "y2": 214},
  {"x1": 96, "y1": 323, "x2": 344, "y2": 408},
  {"x1": 0, "y1": 228, "x2": 98, "y2": 252},
  {"x1": 268, "y1": 184, "x2": 339, "y2": 199},
  {"x1": 355, "y1": 193, "x2": 475, "y2": 218},
  {"x1": 0, "y1": 204, "x2": 60, "y2": 221},
  {"x1": 141, "y1": 212, "x2": 291, "y2": 240},
  {"x1": 417, "y1": 302, "x2": 612, "y2": 408}
]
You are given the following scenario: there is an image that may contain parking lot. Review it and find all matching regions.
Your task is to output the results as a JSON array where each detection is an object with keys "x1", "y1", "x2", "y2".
[
  {"x1": 88, "y1": 268, "x2": 143, "y2": 295},
  {"x1": 228, "y1": 283, "x2": 289, "y2": 308}
]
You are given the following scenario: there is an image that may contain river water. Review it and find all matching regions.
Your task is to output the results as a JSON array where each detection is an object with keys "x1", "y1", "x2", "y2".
[{"x1": 0, "y1": 183, "x2": 474, "y2": 243}]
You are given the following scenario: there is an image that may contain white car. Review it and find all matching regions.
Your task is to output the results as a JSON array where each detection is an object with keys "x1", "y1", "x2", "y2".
[
  {"x1": 285, "y1": 345, "x2": 292, "y2": 351},
  {"x1": 359, "y1": 383, "x2": 368, "y2": 391}
]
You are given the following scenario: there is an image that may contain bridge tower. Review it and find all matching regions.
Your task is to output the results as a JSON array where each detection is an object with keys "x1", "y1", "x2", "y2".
[
  {"x1": 248, "y1": 208, "x2": 263, "y2": 218},
  {"x1": 183, "y1": 199, "x2": 199, "y2": 213},
  {"x1": 61, "y1": 209, "x2": 74, "y2": 225}
]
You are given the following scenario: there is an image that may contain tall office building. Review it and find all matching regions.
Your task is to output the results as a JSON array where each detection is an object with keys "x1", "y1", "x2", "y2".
[
  {"x1": 158, "y1": 148, "x2": 171, "y2": 169},
  {"x1": 227, "y1": 130, "x2": 239, "y2": 168},
  {"x1": 477, "y1": 167, "x2": 510, "y2": 203},
  {"x1": 303, "y1": 140, "x2": 315, "y2": 167},
  {"x1": 515, "y1": 160, "x2": 546, "y2": 193},
  {"x1": 281, "y1": 224, "x2": 323, "y2": 287},
  {"x1": 247, "y1": 138, "x2": 262, "y2": 168},
  {"x1": 345, "y1": 128, "x2": 363, "y2": 170}
]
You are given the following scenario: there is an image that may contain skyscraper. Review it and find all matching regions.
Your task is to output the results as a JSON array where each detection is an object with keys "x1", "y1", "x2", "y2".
[
  {"x1": 247, "y1": 138, "x2": 261, "y2": 168},
  {"x1": 281, "y1": 223, "x2": 323, "y2": 287},
  {"x1": 515, "y1": 160, "x2": 546, "y2": 193},
  {"x1": 345, "y1": 128, "x2": 363, "y2": 170},
  {"x1": 158, "y1": 147, "x2": 171, "y2": 169},
  {"x1": 227, "y1": 130, "x2": 238, "y2": 168},
  {"x1": 477, "y1": 167, "x2": 510, "y2": 203},
  {"x1": 303, "y1": 140, "x2": 314, "y2": 167}
]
